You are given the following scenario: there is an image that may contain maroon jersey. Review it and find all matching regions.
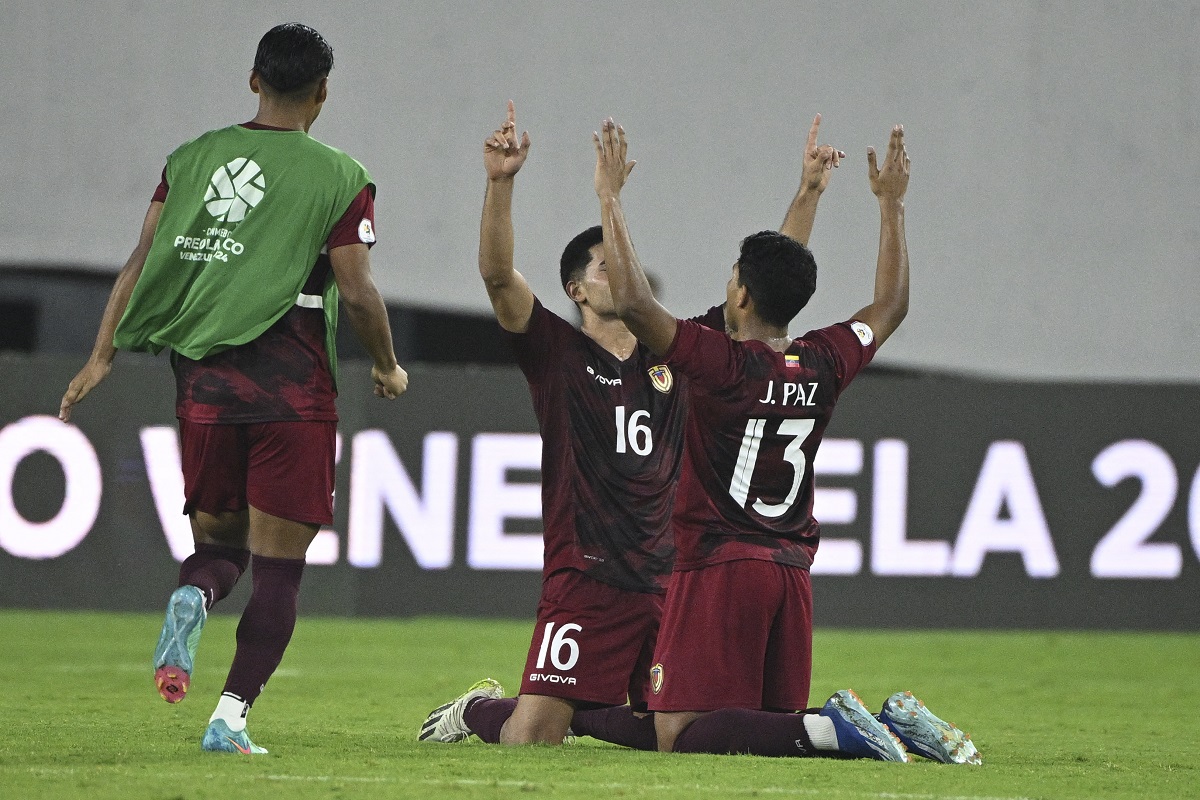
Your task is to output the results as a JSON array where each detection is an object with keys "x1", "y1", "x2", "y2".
[
  {"x1": 507, "y1": 300, "x2": 723, "y2": 593},
  {"x1": 664, "y1": 319, "x2": 877, "y2": 571},
  {"x1": 156, "y1": 122, "x2": 376, "y2": 424}
]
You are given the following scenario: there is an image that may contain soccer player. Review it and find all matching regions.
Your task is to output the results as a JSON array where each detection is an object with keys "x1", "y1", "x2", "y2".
[
  {"x1": 592, "y1": 118, "x2": 980, "y2": 764},
  {"x1": 418, "y1": 103, "x2": 842, "y2": 749},
  {"x1": 58, "y1": 24, "x2": 408, "y2": 754}
]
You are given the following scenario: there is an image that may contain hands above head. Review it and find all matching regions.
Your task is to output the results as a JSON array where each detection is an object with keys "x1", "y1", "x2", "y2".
[
  {"x1": 593, "y1": 118, "x2": 636, "y2": 198},
  {"x1": 801, "y1": 113, "x2": 846, "y2": 194},
  {"x1": 484, "y1": 100, "x2": 531, "y2": 181},
  {"x1": 372, "y1": 363, "x2": 409, "y2": 400},
  {"x1": 868, "y1": 125, "x2": 910, "y2": 202}
]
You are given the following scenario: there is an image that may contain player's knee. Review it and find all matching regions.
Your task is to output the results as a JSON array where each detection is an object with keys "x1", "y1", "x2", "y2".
[
  {"x1": 655, "y1": 712, "x2": 697, "y2": 753},
  {"x1": 499, "y1": 717, "x2": 569, "y2": 746}
]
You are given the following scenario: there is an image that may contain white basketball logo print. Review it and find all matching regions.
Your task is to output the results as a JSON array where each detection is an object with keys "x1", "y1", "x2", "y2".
[{"x1": 204, "y1": 158, "x2": 266, "y2": 223}]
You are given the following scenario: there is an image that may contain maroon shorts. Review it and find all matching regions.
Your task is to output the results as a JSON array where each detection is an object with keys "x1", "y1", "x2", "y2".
[
  {"x1": 179, "y1": 419, "x2": 337, "y2": 525},
  {"x1": 519, "y1": 569, "x2": 663, "y2": 711},
  {"x1": 647, "y1": 559, "x2": 812, "y2": 713}
]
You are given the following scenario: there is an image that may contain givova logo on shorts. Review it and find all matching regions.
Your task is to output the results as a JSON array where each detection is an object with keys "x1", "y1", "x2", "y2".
[{"x1": 204, "y1": 158, "x2": 266, "y2": 223}]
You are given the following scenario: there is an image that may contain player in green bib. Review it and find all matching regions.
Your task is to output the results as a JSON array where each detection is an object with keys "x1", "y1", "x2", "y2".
[{"x1": 58, "y1": 24, "x2": 409, "y2": 755}]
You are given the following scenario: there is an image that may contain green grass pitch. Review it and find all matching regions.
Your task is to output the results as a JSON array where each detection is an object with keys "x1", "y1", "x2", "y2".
[{"x1": 1, "y1": 610, "x2": 1197, "y2": 799}]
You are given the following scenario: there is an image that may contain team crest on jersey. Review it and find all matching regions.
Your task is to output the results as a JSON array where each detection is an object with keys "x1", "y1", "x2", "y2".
[
  {"x1": 647, "y1": 365, "x2": 673, "y2": 393},
  {"x1": 650, "y1": 663, "x2": 665, "y2": 694}
]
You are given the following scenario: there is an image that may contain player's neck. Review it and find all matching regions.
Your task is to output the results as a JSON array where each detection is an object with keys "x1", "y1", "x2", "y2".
[
  {"x1": 251, "y1": 100, "x2": 314, "y2": 133},
  {"x1": 581, "y1": 314, "x2": 638, "y2": 361},
  {"x1": 736, "y1": 320, "x2": 792, "y2": 351}
]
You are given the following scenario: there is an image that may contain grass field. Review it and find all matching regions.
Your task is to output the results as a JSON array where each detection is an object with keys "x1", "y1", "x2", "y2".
[{"x1": 1, "y1": 611, "x2": 1197, "y2": 800}]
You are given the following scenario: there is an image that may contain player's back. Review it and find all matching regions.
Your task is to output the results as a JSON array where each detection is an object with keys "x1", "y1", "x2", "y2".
[{"x1": 665, "y1": 319, "x2": 877, "y2": 571}]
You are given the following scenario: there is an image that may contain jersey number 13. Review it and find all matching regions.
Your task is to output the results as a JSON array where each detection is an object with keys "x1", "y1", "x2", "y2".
[{"x1": 729, "y1": 418, "x2": 816, "y2": 518}]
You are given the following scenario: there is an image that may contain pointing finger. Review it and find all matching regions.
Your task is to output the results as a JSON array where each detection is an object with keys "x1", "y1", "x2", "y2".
[{"x1": 806, "y1": 113, "x2": 821, "y2": 155}]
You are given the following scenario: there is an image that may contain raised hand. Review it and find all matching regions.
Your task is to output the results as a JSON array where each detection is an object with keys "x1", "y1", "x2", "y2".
[
  {"x1": 483, "y1": 100, "x2": 531, "y2": 180},
  {"x1": 801, "y1": 113, "x2": 845, "y2": 194},
  {"x1": 593, "y1": 118, "x2": 636, "y2": 197},
  {"x1": 868, "y1": 125, "x2": 910, "y2": 201}
]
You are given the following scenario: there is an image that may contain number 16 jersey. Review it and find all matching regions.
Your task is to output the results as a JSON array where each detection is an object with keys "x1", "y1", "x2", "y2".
[{"x1": 506, "y1": 299, "x2": 722, "y2": 593}]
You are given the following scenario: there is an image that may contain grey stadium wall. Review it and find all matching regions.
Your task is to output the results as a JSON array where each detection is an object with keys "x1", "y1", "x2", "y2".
[{"x1": 2, "y1": 354, "x2": 1198, "y2": 630}]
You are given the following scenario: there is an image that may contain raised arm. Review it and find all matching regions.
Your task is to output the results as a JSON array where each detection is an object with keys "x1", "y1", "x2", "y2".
[
  {"x1": 779, "y1": 113, "x2": 845, "y2": 245},
  {"x1": 593, "y1": 119, "x2": 678, "y2": 356},
  {"x1": 479, "y1": 100, "x2": 535, "y2": 333},
  {"x1": 329, "y1": 243, "x2": 408, "y2": 399},
  {"x1": 59, "y1": 201, "x2": 162, "y2": 422},
  {"x1": 851, "y1": 125, "x2": 910, "y2": 347}
]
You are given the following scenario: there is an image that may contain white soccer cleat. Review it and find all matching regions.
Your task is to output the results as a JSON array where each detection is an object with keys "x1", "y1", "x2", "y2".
[{"x1": 418, "y1": 678, "x2": 504, "y2": 743}]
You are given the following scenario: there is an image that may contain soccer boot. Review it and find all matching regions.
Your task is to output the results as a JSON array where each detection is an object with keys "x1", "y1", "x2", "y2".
[
  {"x1": 819, "y1": 689, "x2": 910, "y2": 762},
  {"x1": 152, "y1": 585, "x2": 207, "y2": 703},
  {"x1": 418, "y1": 678, "x2": 504, "y2": 742},
  {"x1": 878, "y1": 691, "x2": 982, "y2": 765},
  {"x1": 201, "y1": 719, "x2": 268, "y2": 754}
]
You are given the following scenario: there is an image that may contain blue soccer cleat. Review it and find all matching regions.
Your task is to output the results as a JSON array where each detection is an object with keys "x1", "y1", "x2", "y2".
[
  {"x1": 819, "y1": 689, "x2": 910, "y2": 762},
  {"x1": 152, "y1": 585, "x2": 207, "y2": 703},
  {"x1": 878, "y1": 691, "x2": 982, "y2": 765},
  {"x1": 202, "y1": 719, "x2": 268, "y2": 754}
]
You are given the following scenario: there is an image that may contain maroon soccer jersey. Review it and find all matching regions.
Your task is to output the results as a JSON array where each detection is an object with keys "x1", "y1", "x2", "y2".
[
  {"x1": 507, "y1": 300, "x2": 722, "y2": 592},
  {"x1": 664, "y1": 319, "x2": 877, "y2": 570},
  {"x1": 155, "y1": 122, "x2": 376, "y2": 424}
]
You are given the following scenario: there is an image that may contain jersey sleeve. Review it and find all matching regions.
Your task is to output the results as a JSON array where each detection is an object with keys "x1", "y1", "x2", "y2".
[
  {"x1": 503, "y1": 297, "x2": 569, "y2": 383},
  {"x1": 663, "y1": 317, "x2": 743, "y2": 391},
  {"x1": 804, "y1": 319, "x2": 878, "y2": 395},
  {"x1": 326, "y1": 185, "x2": 376, "y2": 249},
  {"x1": 151, "y1": 167, "x2": 168, "y2": 202}
]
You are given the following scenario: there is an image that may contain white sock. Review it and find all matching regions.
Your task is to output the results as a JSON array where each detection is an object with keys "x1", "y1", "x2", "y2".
[
  {"x1": 803, "y1": 714, "x2": 839, "y2": 751},
  {"x1": 210, "y1": 692, "x2": 250, "y2": 733}
]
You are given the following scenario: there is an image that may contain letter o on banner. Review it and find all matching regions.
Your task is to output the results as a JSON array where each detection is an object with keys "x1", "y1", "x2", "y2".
[{"x1": 0, "y1": 415, "x2": 102, "y2": 559}]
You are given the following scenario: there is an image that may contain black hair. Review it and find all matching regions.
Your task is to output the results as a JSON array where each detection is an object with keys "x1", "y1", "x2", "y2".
[
  {"x1": 253, "y1": 23, "x2": 334, "y2": 97},
  {"x1": 735, "y1": 231, "x2": 817, "y2": 327},
  {"x1": 559, "y1": 225, "x2": 603, "y2": 290}
]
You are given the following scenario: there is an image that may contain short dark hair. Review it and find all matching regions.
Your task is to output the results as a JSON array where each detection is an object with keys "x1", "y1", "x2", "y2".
[
  {"x1": 253, "y1": 23, "x2": 334, "y2": 96},
  {"x1": 559, "y1": 225, "x2": 603, "y2": 290},
  {"x1": 735, "y1": 231, "x2": 817, "y2": 327}
]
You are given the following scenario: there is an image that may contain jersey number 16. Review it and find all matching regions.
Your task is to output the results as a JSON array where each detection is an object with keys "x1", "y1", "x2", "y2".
[{"x1": 615, "y1": 405, "x2": 652, "y2": 455}]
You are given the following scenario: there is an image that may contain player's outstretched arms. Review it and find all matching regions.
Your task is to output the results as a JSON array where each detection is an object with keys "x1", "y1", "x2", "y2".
[
  {"x1": 593, "y1": 118, "x2": 677, "y2": 356},
  {"x1": 59, "y1": 201, "x2": 162, "y2": 422},
  {"x1": 329, "y1": 243, "x2": 408, "y2": 399},
  {"x1": 851, "y1": 124, "x2": 910, "y2": 348},
  {"x1": 779, "y1": 113, "x2": 845, "y2": 246},
  {"x1": 479, "y1": 100, "x2": 535, "y2": 333}
]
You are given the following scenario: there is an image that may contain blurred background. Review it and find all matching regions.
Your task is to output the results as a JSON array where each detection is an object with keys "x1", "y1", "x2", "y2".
[{"x1": 3, "y1": 0, "x2": 1197, "y2": 379}]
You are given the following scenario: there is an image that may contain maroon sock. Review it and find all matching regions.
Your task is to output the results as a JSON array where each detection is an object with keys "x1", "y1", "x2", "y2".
[
  {"x1": 672, "y1": 708, "x2": 815, "y2": 757},
  {"x1": 178, "y1": 543, "x2": 250, "y2": 610},
  {"x1": 569, "y1": 706, "x2": 658, "y2": 751},
  {"x1": 463, "y1": 697, "x2": 518, "y2": 743},
  {"x1": 222, "y1": 554, "x2": 305, "y2": 704}
]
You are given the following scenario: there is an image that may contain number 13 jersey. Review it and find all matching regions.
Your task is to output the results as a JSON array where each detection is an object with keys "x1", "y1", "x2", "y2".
[{"x1": 664, "y1": 318, "x2": 878, "y2": 571}]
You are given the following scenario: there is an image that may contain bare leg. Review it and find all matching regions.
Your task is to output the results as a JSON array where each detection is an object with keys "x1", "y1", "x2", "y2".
[{"x1": 500, "y1": 694, "x2": 577, "y2": 745}]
